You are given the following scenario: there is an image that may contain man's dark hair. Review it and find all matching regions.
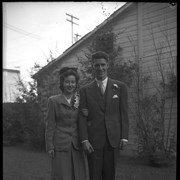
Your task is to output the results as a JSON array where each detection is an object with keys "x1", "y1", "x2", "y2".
[{"x1": 91, "y1": 51, "x2": 109, "y2": 62}]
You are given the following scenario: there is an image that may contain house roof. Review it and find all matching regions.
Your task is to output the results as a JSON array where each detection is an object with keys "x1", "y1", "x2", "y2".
[
  {"x1": 3, "y1": 68, "x2": 20, "y2": 74},
  {"x1": 33, "y1": 2, "x2": 133, "y2": 79}
]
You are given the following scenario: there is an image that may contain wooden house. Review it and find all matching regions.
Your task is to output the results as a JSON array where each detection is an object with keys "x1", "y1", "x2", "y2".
[{"x1": 33, "y1": 2, "x2": 177, "y2": 154}]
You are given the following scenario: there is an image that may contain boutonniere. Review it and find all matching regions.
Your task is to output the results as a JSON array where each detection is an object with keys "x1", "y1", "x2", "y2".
[
  {"x1": 112, "y1": 94, "x2": 118, "y2": 98},
  {"x1": 113, "y1": 83, "x2": 119, "y2": 91},
  {"x1": 73, "y1": 92, "x2": 80, "y2": 109}
]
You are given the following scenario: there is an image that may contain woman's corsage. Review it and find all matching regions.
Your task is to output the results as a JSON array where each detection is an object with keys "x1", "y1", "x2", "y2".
[
  {"x1": 113, "y1": 83, "x2": 119, "y2": 91},
  {"x1": 73, "y1": 92, "x2": 80, "y2": 109}
]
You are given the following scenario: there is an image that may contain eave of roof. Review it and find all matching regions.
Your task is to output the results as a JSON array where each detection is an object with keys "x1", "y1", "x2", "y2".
[
  {"x1": 32, "y1": 2, "x2": 133, "y2": 79},
  {"x1": 3, "y1": 68, "x2": 20, "y2": 74}
]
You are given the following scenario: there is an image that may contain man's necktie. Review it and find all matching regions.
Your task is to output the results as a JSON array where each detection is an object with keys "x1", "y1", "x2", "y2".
[{"x1": 98, "y1": 81, "x2": 105, "y2": 95}]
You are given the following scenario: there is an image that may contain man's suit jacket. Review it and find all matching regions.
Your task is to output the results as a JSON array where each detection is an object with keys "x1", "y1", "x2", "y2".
[
  {"x1": 78, "y1": 78, "x2": 129, "y2": 149},
  {"x1": 45, "y1": 94, "x2": 80, "y2": 152}
]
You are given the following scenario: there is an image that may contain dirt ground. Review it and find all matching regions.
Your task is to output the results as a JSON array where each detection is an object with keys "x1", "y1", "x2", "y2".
[{"x1": 3, "y1": 146, "x2": 176, "y2": 180}]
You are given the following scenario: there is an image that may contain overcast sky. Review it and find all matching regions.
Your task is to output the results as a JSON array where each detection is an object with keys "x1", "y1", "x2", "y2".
[{"x1": 3, "y1": 2, "x2": 126, "y2": 81}]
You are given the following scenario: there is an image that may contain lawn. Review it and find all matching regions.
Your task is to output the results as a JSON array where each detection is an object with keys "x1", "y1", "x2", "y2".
[
  {"x1": 3, "y1": 146, "x2": 51, "y2": 180},
  {"x1": 3, "y1": 146, "x2": 176, "y2": 180}
]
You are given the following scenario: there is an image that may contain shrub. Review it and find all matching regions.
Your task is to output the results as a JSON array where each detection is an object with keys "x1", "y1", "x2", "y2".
[
  {"x1": 20, "y1": 103, "x2": 45, "y2": 151},
  {"x1": 133, "y1": 69, "x2": 177, "y2": 167},
  {"x1": 3, "y1": 103, "x2": 24, "y2": 145},
  {"x1": 23, "y1": 120, "x2": 46, "y2": 151},
  {"x1": 3, "y1": 103, "x2": 45, "y2": 151}
]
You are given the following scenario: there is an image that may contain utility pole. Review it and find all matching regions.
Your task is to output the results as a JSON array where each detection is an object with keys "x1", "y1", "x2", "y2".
[
  {"x1": 74, "y1": 33, "x2": 81, "y2": 42},
  {"x1": 66, "y1": 13, "x2": 79, "y2": 44}
]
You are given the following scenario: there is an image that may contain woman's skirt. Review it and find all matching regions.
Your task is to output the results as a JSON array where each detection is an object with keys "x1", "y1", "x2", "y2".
[{"x1": 51, "y1": 146, "x2": 89, "y2": 180}]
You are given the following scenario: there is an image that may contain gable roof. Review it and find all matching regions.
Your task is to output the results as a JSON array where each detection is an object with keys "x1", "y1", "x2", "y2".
[
  {"x1": 33, "y1": 2, "x2": 133, "y2": 79},
  {"x1": 3, "y1": 68, "x2": 20, "y2": 74}
]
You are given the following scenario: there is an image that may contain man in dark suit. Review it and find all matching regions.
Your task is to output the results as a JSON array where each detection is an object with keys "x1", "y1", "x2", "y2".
[{"x1": 78, "y1": 51, "x2": 129, "y2": 180}]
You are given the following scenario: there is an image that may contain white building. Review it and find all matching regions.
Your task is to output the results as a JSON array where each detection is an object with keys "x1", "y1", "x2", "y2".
[{"x1": 3, "y1": 68, "x2": 20, "y2": 102}]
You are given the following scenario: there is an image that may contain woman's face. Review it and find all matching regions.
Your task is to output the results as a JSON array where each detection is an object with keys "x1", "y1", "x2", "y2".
[{"x1": 63, "y1": 75, "x2": 77, "y2": 94}]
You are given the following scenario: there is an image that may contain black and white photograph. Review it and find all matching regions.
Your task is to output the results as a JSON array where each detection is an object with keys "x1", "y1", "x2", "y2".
[{"x1": 3, "y1": 2, "x2": 177, "y2": 180}]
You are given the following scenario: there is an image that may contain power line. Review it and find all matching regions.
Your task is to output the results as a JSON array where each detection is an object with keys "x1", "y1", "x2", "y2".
[
  {"x1": 66, "y1": 13, "x2": 79, "y2": 44},
  {"x1": 3, "y1": 22, "x2": 43, "y2": 40},
  {"x1": 4, "y1": 22, "x2": 42, "y2": 39}
]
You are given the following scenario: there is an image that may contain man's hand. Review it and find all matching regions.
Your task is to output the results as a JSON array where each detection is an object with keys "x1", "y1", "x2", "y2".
[
  {"x1": 48, "y1": 149, "x2": 55, "y2": 158},
  {"x1": 82, "y1": 140, "x2": 94, "y2": 154},
  {"x1": 119, "y1": 139, "x2": 128, "y2": 150}
]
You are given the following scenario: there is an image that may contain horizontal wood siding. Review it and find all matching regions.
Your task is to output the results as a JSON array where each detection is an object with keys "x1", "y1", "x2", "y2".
[
  {"x1": 35, "y1": 2, "x2": 177, "y2": 154},
  {"x1": 124, "y1": 3, "x2": 177, "y2": 152},
  {"x1": 142, "y1": 2, "x2": 177, "y2": 65},
  {"x1": 142, "y1": 2, "x2": 176, "y2": 79},
  {"x1": 140, "y1": 2, "x2": 177, "y2": 153}
]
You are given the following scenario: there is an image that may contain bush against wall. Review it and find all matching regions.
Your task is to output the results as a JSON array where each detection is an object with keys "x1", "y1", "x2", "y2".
[
  {"x1": 3, "y1": 55, "x2": 57, "y2": 150},
  {"x1": 13, "y1": 62, "x2": 46, "y2": 151},
  {"x1": 21, "y1": 103, "x2": 46, "y2": 151},
  {"x1": 3, "y1": 102, "x2": 45, "y2": 151},
  {"x1": 130, "y1": 19, "x2": 177, "y2": 166},
  {"x1": 3, "y1": 103, "x2": 24, "y2": 145},
  {"x1": 132, "y1": 65, "x2": 177, "y2": 167}
]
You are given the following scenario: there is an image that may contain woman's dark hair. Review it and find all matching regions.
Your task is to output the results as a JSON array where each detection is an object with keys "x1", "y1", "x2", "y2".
[{"x1": 59, "y1": 67, "x2": 79, "y2": 92}]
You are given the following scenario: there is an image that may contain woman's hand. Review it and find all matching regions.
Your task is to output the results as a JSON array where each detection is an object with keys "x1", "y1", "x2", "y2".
[
  {"x1": 48, "y1": 149, "x2": 55, "y2": 158},
  {"x1": 82, "y1": 108, "x2": 88, "y2": 117}
]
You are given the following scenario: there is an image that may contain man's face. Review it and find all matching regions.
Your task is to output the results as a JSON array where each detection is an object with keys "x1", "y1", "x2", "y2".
[{"x1": 92, "y1": 58, "x2": 109, "y2": 81}]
